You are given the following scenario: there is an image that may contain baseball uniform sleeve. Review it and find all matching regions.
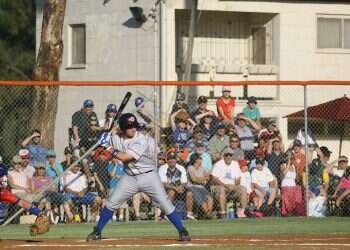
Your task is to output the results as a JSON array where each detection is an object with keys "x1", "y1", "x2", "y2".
[{"x1": 126, "y1": 139, "x2": 146, "y2": 160}]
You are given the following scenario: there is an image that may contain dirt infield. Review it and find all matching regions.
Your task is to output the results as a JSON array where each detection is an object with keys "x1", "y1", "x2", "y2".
[{"x1": 1, "y1": 234, "x2": 350, "y2": 249}]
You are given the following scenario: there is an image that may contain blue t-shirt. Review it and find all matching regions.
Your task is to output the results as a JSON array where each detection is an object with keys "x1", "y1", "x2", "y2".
[
  {"x1": 27, "y1": 144, "x2": 48, "y2": 165},
  {"x1": 243, "y1": 106, "x2": 261, "y2": 121},
  {"x1": 172, "y1": 127, "x2": 190, "y2": 149},
  {"x1": 45, "y1": 161, "x2": 64, "y2": 188},
  {"x1": 187, "y1": 152, "x2": 213, "y2": 172},
  {"x1": 107, "y1": 162, "x2": 125, "y2": 189}
]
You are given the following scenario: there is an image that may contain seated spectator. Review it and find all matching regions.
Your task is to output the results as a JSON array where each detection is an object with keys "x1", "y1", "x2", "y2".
[
  {"x1": 266, "y1": 137, "x2": 285, "y2": 186},
  {"x1": 61, "y1": 146, "x2": 73, "y2": 171},
  {"x1": 187, "y1": 141, "x2": 212, "y2": 172},
  {"x1": 290, "y1": 140, "x2": 306, "y2": 185},
  {"x1": 239, "y1": 160, "x2": 252, "y2": 195},
  {"x1": 258, "y1": 119, "x2": 279, "y2": 141},
  {"x1": 234, "y1": 113, "x2": 260, "y2": 161},
  {"x1": 158, "y1": 151, "x2": 194, "y2": 220},
  {"x1": 19, "y1": 149, "x2": 35, "y2": 179},
  {"x1": 228, "y1": 136, "x2": 244, "y2": 162},
  {"x1": 328, "y1": 156, "x2": 348, "y2": 194},
  {"x1": 107, "y1": 156, "x2": 125, "y2": 221},
  {"x1": 199, "y1": 114, "x2": 218, "y2": 140},
  {"x1": 170, "y1": 92, "x2": 190, "y2": 114},
  {"x1": 243, "y1": 96, "x2": 262, "y2": 128},
  {"x1": 211, "y1": 148, "x2": 247, "y2": 218},
  {"x1": 63, "y1": 163, "x2": 102, "y2": 223},
  {"x1": 21, "y1": 129, "x2": 48, "y2": 166},
  {"x1": 216, "y1": 87, "x2": 235, "y2": 125},
  {"x1": 71, "y1": 99, "x2": 99, "y2": 149},
  {"x1": 226, "y1": 124, "x2": 237, "y2": 138},
  {"x1": 331, "y1": 168, "x2": 350, "y2": 207},
  {"x1": 187, "y1": 153, "x2": 213, "y2": 219},
  {"x1": 157, "y1": 152, "x2": 167, "y2": 167},
  {"x1": 170, "y1": 109, "x2": 195, "y2": 150},
  {"x1": 251, "y1": 158, "x2": 276, "y2": 210},
  {"x1": 45, "y1": 149, "x2": 64, "y2": 190},
  {"x1": 192, "y1": 96, "x2": 216, "y2": 124},
  {"x1": 308, "y1": 187, "x2": 326, "y2": 217},
  {"x1": 309, "y1": 146, "x2": 332, "y2": 193},
  {"x1": 186, "y1": 126, "x2": 210, "y2": 153},
  {"x1": 8, "y1": 155, "x2": 31, "y2": 199},
  {"x1": 249, "y1": 148, "x2": 268, "y2": 172},
  {"x1": 209, "y1": 122, "x2": 229, "y2": 163},
  {"x1": 280, "y1": 159, "x2": 305, "y2": 216}
]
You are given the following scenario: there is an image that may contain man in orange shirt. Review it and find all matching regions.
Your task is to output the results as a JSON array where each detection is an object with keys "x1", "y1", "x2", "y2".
[{"x1": 216, "y1": 87, "x2": 235, "y2": 125}]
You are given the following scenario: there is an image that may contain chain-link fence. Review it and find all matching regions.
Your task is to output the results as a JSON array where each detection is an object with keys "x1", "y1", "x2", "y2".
[{"x1": 1, "y1": 82, "x2": 350, "y2": 225}]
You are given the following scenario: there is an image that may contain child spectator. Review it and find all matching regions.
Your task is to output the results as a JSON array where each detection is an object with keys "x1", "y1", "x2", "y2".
[
  {"x1": 239, "y1": 159, "x2": 252, "y2": 195},
  {"x1": 21, "y1": 129, "x2": 48, "y2": 166},
  {"x1": 243, "y1": 96, "x2": 261, "y2": 128},
  {"x1": 308, "y1": 187, "x2": 326, "y2": 217},
  {"x1": 209, "y1": 122, "x2": 229, "y2": 163},
  {"x1": 170, "y1": 109, "x2": 196, "y2": 150},
  {"x1": 216, "y1": 87, "x2": 235, "y2": 125},
  {"x1": 331, "y1": 168, "x2": 350, "y2": 207}
]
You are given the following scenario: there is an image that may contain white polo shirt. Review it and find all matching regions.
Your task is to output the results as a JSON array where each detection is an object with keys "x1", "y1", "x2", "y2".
[
  {"x1": 251, "y1": 167, "x2": 274, "y2": 188},
  {"x1": 64, "y1": 171, "x2": 87, "y2": 192},
  {"x1": 211, "y1": 159, "x2": 242, "y2": 185}
]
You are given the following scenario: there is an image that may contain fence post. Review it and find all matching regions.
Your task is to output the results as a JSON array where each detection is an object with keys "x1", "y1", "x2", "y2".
[{"x1": 304, "y1": 84, "x2": 309, "y2": 217}]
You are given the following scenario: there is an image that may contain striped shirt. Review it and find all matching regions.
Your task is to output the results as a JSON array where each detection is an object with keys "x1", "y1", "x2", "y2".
[{"x1": 112, "y1": 132, "x2": 156, "y2": 176}]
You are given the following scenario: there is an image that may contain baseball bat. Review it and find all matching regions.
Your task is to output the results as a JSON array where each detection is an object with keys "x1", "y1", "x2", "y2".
[{"x1": 2, "y1": 92, "x2": 132, "y2": 226}]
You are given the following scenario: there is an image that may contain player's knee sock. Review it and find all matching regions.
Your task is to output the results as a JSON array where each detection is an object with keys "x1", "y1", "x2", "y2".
[
  {"x1": 166, "y1": 210, "x2": 185, "y2": 232},
  {"x1": 96, "y1": 207, "x2": 114, "y2": 233},
  {"x1": 28, "y1": 206, "x2": 41, "y2": 216}
]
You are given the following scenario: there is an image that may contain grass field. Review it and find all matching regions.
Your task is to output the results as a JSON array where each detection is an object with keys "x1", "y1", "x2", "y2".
[{"x1": 1, "y1": 217, "x2": 350, "y2": 249}]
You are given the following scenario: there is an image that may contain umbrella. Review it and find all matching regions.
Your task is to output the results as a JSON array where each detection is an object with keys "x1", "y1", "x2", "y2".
[{"x1": 285, "y1": 95, "x2": 350, "y2": 155}]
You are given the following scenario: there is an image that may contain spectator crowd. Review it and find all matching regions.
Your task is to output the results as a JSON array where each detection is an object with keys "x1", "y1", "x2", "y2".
[{"x1": 1, "y1": 87, "x2": 350, "y2": 224}]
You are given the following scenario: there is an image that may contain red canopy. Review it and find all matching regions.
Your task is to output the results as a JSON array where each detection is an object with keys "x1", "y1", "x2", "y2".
[{"x1": 285, "y1": 96, "x2": 350, "y2": 121}]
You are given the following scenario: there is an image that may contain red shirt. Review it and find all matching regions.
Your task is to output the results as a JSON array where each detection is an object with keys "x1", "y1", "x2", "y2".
[{"x1": 216, "y1": 97, "x2": 235, "y2": 120}]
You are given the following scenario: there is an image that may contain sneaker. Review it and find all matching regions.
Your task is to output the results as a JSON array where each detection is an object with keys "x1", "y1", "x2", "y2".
[
  {"x1": 186, "y1": 212, "x2": 196, "y2": 220},
  {"x1": 178, "y1": 228, "x2": 191, "y2": 241},
  {"x1": 237, "y1": 208, "x2": 247, "y2": 218},
  {"x1": 86, "y1": 227, "x2": 102, "y2": 241}
]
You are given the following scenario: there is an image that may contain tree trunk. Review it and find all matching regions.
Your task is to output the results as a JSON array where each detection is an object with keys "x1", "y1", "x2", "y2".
[{"x1": 32, "y1": 0, "x2": 66, "y2": 148}]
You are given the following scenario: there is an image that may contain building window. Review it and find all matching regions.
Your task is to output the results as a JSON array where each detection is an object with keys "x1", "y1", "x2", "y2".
[
  {"x1": 70, "y1": 24, "x2": 86, "y2": 65},
  {"x1": 317, "y1": 16, "x2": 350, "y2": 50}
]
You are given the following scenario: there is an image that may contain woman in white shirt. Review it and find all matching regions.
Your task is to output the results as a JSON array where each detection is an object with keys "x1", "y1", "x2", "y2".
[{"x1": 280, "y1": 158, "x2": 305, "y2": 216}]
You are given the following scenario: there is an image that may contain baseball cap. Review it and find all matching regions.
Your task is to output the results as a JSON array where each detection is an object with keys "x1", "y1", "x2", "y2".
[
  {"x1": 247, "y1": 96, "x2": 257, "y2": 104},
  {"x1": 222, "y1": 86, "x2": 231, "y2": 92},
  {"x1": 217, "y1": 122, "x2": 225, "y2": 129},
  {"x1": 12, "y1": 155, "x2": 23, "y2": 164},
  {"x1": 0, "y1": 163, "x2": 8, "y2": 177},
  {"x1": 106, "y1": 104, "x2": 117, "y2": 113},
  {"x1": 19, "y1": 149, "x2": 30, "y2": 160},
  {"x1": 293, "y1": 139, "x2": 302, "y2": 147},
  {"x1": 338, "y1": 155, "x2": 348, "y2": 163},
  {"x1": 135, "y1": 97, "x2": 145, "y2": 108},
  {"x1": 83, "y1": 99, "x2": 94, "y2": 108},
  {"x1": 238, "y1": 159, "x2": 248, "y2": 168},
  {"x1": 223, "y1": 148, "x2": 234, "y2": 155},
  {"x1": 320, "y1": 146, "x2": 332, "y2": 157},
  {"x1": 47, "y1": 149, "x2": 56, "y2": 157},
  {"x1": 167, "y1": 151, "x2": 177, "y2": 159},
  {"x1": 197, "y1": 96, "x2": 207, "y2": 104}
]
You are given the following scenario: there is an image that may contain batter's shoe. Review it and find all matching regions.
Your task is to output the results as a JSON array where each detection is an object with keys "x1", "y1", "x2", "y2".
[
  {"x1": 178, "y1": 228, "x2": 191, "y2": 241},
  {"x1": 86, "y1": 227, "x2": 102, "y2": 241}
]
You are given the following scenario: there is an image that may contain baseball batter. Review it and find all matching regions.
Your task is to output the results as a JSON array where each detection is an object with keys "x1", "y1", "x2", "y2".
[{"x1": 86, "y1": 113, "x2": 191, "y2": 241}]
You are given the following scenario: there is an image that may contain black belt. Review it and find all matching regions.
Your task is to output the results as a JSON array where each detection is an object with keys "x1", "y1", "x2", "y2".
[{"x1": 126, "y1": 169, "x2": 154, "y2": 176}]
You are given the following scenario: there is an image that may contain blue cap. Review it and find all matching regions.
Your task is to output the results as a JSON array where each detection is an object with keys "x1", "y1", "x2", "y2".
[
  {"x1": 217, "y1": 122, "x2": 225, "y2": 129},
  {"x1": 0, "y1": 163, "x2": 8, "y2": 177},
  {"x1": 83, "y1": 99, "x2": 94, "y2": 108},
  {"x1": 135, "y1": 97, "x2": 145, "y2": 108},
  {"x1": 106, "y1": 104, "x2": 117, "y2": 113}
]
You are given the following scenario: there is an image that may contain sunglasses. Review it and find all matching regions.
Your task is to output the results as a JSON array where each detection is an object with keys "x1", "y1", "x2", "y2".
[
  {"x1": 339, "y1": 160, "x2": 348, "y2": 163},
  {"x1": 230, "y1": 140, "x2": 239, "y2": 143},
  {"x1": 224, "y1": 153, "x2": 233, "y2": 157}
]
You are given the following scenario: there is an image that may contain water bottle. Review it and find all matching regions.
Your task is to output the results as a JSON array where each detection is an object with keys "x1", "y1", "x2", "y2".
[{"x1": 228, "y1": 207, "x2": 235, "y2": 220}]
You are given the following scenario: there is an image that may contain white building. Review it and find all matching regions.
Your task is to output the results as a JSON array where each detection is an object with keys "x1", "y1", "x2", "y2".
[{"x1": 36, "y1": 0, "x2": 350, "y2": 159}]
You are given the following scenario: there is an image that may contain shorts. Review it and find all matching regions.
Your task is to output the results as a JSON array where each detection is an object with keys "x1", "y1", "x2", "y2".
[
  {"x1": 211, "y1": 185, "x2": 242, "y2": 200},
  {"x1": 255, "y1": 187, "x2": 274, "y2": 198},
  {"x1": 64, "y1": 192, "x2": 96, "y2": 205},
  {"x1": 0, "y1": 188, "x2": 19, "y2": 204},
  {"x1": 188, "y1": 186, "x2": 210, "y2": 205}
]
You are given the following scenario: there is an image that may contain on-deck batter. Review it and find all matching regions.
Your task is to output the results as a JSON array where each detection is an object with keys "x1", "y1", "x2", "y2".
[{"x1": 86, "y1": 113, "x2": 191, "y2": 241}]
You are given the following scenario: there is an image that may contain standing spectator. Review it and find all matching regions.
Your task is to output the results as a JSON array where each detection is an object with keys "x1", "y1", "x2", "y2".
[
  {"x1": 290, "y1": 140, "x2": 306, "y2": 185},
  {"x1": 234, "y1": 113, "x2": 260, "y2": 162},
  {"x1": 45, "y1": 149, "x2": 64, "y2": 191},
  {"x1": 187, "y1": 153, "x2": 213, "y2": 219},
  {"x1": 191, "y1": 96, "x2": 216, "y2": 124},
  {"x1": 8, "y1": 156, "x2": 31, "y2": 199},
  {"x1": 211, "y1": 148, "x2": 247, "y2": 218},
  {"x1": 185, "y1": 126, "x2": 210, "y2": 153},
  {"x1": 187, "y1": 141, "x2": 213, "y2": 172},
  {"x1": 63, "y1": 163, "x2": 102, "y2": 223},
  {"x1": 170, "y1": 92, "x2": 190, "y2": 114},
  {"x1": 134, "y1": 97, "x2": 153, "y2": 125},
  {"x1": 61, "y1": 146, "x2": 73, "y2": 171},
  {"x1": 100, "y1": 104, "x2": 118, "y2": 131},
  {"x1": 280, "y1": 159, "x2": 305, "y2": 216},
  {"x1": 216, "y1": 87, "x2": 235, "y2": 125},
  {"x1": 158, "y1": 151, "x2": 194, "y2": 220},
  {"x1": 21, "y1": 129, "x2": 48, "y2": 165},
  {"x1": 251, "y1": 158, "x2": 277, "y2": 211},
  {"x1": 228, "y1": 136, "x2": 244, "y2": 162},
  {"x1": 19, "y1": 149, "x2": 35, "y2": 179},
  {"x1": 209, "y1": 122, "x2": 229, "y2": 163},
  {"x1": 309, "y1": 146, "x2": 332, "y2": 192},
  {"x1": 71, "y1": 99, "x2": 99, "y2": 149},
  {"x1": 243, "y1": 96, "x2": 262, "y2": 128},
  {"x1": 266, "y1": 138, "x2": 285, "y2": 186}
]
